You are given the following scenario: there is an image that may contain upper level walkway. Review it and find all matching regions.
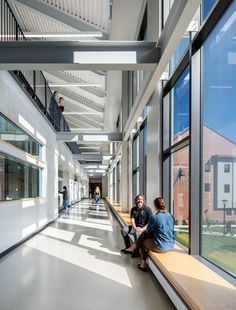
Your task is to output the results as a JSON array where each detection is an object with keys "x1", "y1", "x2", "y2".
[{"x1": 0, "y1": 199, "x2": 174, "y2": 310}]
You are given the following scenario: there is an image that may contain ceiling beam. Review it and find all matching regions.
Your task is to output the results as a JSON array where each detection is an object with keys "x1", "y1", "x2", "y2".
[
  {"x1": 53, "y1": 86, "x2": 104, "y2": 112},
  {"x1": 0, "y1": 41, "x2": 160, "y2": 70},
  {"x1": 9, "y1": 0, "x2": 109, "y2": 38},
  {"x1": 57, "y1": 132, "x2": 122, "y2": 142},
  {"x1": 45, "y1": 70, "x2": 106, "y2": 97},
  {"x1": 66, "y1": 114, "x2": 103, "y2": 128},
  {"x1": 65, "y1": 116, "x2": 99, "y2": 130}
]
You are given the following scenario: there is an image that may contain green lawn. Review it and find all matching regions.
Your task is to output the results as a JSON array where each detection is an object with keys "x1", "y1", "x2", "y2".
[
  {"x1": 174, "y1": 232, "x2": 236, "y2": 276},
  {"x1": 206, "y1": 226, "x2": 236, "y2": 235},
  {"x1": 174, "y1": 232, "x2": 189, "y2": 247},
  {"x1": 202, "y1": 234, "x2": 236, "y2": 276}
]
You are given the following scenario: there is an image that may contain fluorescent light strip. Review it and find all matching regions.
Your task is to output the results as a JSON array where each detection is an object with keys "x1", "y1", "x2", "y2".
[
  {"x1": 71, "y1": 128, "x2": 103, "y2": 131},
  {"x1": 49, "y1": 84, "x2": 103, "y2": 87},
  {"x1": 74, "y1": 51, "x2": 137, "y2": 64},
  {"x1": 63, "y1": 112, "x2": 103, "y2": 115},
  {"x1": 83, "y1": 135, "x2": 108, "y2": 141},
  {"x1": 24, "y1": 32, "x2": 103, "y2": 38},
  {"x1": 81, "y1": 152, "x2": 101, "y2": 155},
  {"x1": 79, "y1": 147, "x2": 101, "y2": 149},
  {"x1": 103, "y1": 155, "x2": 112, "y2": 160}
]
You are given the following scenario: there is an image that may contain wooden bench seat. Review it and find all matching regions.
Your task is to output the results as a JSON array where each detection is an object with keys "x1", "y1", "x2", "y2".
[
  {"x1": 148, "y1": 249, "x2": 236, "y2": 310},
  {"x1": 106, "y1": 199, "x2": 236, "y2": 310}
]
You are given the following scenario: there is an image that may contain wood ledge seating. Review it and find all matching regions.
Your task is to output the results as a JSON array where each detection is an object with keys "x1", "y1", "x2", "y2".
[{"x1": 106, "y1": 199, "x2": 236, "y2": 310}]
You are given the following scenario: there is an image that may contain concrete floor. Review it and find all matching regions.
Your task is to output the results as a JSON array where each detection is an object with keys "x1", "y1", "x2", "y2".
[{"x1": 0, "y1": 199, "x2": 175, "y2": 310}]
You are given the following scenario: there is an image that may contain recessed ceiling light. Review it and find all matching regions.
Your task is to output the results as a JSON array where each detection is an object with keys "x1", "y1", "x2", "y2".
[
  {"x1": 83, "y1": 135, "x2": 108, "y2": 141},
  {"x1": 24, "y1": 31, "x2": 103, "y2": 38}
]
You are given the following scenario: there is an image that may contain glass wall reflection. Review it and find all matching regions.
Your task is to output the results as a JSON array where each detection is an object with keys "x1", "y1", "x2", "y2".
[
  {"x1": 0, "y1": 113, "x2": 41, "y2": 156},
  {"x1": 201, "y1": 1, "x2": 236, "y2": 276},
  {"x1": 0, "y1": 153, "x2": 40, "y2": 201},
  {"x1": 172, "y1": 146, "x2": 189, "y2": 246}
]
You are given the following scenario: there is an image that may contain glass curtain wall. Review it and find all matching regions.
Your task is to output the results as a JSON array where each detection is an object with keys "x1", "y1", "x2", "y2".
[
  {"x1": 132, "y1": 122, "x2": 147, "y2": 199},
  {"x1": 201, "y1": 1, "x2": 236, "y2": 276},
  {"x1": 163, "y1": 66, "x2": 190, "y2": 247},
  {"x1": 203, "y1": 0, "x2": 218, "y2": 19},
  {"x1": 112, "y1": 168, "x2": 116, "y2": 203},
  {"x1": 116, "y1": 161, "x2": 121, "y2": 203},
  {"x1": 132, "y1": 135, "x2": 140, "y2": 197}
]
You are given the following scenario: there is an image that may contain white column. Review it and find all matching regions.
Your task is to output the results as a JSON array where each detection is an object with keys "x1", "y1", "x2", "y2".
[
  {"x1": 120, "y1": 141, "x2": 129, "y2": 211},
  {"x1": 146, "y1": 85, "x2": 162, "y2": 210}
]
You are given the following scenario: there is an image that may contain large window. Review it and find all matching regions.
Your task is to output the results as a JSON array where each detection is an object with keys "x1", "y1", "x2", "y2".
[
  {"x1": 132, "y1": 135, "x2": 140, "y2": 197},
  {"x1": 172, "y1": 66, "x2": 190, "y2": 144},
  {"x1": 172, "y1": 146, "x2": 189, "y2": 246},
  {"x1": 0, "y1": 153, "x2": 41, "y2": 200},
  {"x1": 203, "y1": 0, "x2": 217, "y2": 19},
  {"x1": 201, "y1": 1, "x2": 236, "y2": 276},
  {"x1": 132, "y1": 121, "x2": 147, "y2": 199},
  {"x1": 163, "y1": 65, "x2": 190, "y2": 247},
  {"x1": 0, "y1": 113, "x2": 41, "y2": 156}
]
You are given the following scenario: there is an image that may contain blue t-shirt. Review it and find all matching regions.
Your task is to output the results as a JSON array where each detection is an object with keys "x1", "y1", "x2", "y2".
[{"x1": 147, "y1": 211, "x2": 174, "y2": 251}]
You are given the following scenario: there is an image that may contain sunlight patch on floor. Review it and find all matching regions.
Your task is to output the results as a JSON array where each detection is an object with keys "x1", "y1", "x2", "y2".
[
  {"x1": 85, "y1": 217, "x2": 111, "y2": 225},
  {"x1": 78, "y1": 234, "x2": 121, "y2": 256},
  {"x1": 41, "y1": 227, "x2": 75, "y2": 242},
  {"x1": 58, "y1": 218, "x2": 113, "y2": 232},
  {"x1": 25, "y1": 234, "x2": 131, "y2": 287}
]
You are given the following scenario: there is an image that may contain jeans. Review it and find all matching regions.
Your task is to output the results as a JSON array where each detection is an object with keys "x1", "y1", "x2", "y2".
[
  {"x1": 121, "y1": 225, "x2": 142, "y2": 248},
  {"x1": 63, "y1": 200, "x2": 69, "y2": 213},
  {"x1": 95, "y1": 195, "x2": 99, "y2": 204}
]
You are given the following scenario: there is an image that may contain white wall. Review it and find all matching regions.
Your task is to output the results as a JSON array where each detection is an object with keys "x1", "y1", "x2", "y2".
[
  {"x1": 102, "y1": 175, "x2": 108, "y2": 198},
  {"x1": 0, "y1": 71, "x2": 88, "y2": 254}
]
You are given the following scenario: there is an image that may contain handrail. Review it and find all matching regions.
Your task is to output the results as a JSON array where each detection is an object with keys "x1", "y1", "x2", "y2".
[{"x1": 1, "y1": 0, "x2": 80, "y2": 154}]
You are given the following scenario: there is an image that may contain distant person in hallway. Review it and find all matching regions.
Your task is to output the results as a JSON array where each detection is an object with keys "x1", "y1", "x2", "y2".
[
  {"x1": 121, "y1": 194, "x2": 152, "y2": 258},
  {"x1": 59, "y1": 186, "x2": 69, "y2": 214},
  {"x1": 94, "y1": 186, "x2": 100, "y2": 205},
  {"x1": 89, "y1": 188, "x2": 92, "y2": 199},
  {"x1": 49, "y1": 90, "x2": 59, "y2": 119},
  {"x1": 121, "y1": 197, "x2": 174, "y2": 272}
]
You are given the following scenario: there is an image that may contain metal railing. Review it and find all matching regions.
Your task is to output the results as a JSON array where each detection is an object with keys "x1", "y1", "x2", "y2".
[{"x1": 1, "y1": 0, "x2": 80, "y2": 154}]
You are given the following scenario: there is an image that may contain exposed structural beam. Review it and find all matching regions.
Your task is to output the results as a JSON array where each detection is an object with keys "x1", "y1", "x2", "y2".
[
  {"x1": 57, "y1": 132, "x2": 122, "y2": 142},
  {"x1": 123, "y1": 0, "x2": 201, "y2": 141},
  {"x1": 45, "y1": 71, "x2": 106, "y2": 97},
  {"x1": 66, "y1": 114, "x2": 103, "y2": 128},
  {"x1": 66, "y1": 116, "x2": 100, "y2": 130},
  {"x1": 0, "y1": 41, "x2": 160, "y2": 70},
  {"x1": 9, "y1": 0, "x2": 109, "y2": 38},
  {"x1": 57, "y1": 88, "x2": 104, "y2": 112}
]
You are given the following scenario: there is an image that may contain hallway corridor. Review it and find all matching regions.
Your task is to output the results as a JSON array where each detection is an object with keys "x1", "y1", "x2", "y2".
[{"x1": 0, "y1": 199, "x2": 174, "y2": 310}]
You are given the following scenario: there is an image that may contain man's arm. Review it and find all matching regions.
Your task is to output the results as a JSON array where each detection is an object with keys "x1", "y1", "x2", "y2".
[{"x1": 131, "y1": 217, "x2": 138, "y2": 231}]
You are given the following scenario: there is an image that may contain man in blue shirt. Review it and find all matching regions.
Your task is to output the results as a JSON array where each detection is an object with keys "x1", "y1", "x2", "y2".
[
  {"x1": 59, "y1": 186, "x2": 69, "y2": 214},
  {"x1": 121, "y1": 197, "x2": 174, "y2": 271}
]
